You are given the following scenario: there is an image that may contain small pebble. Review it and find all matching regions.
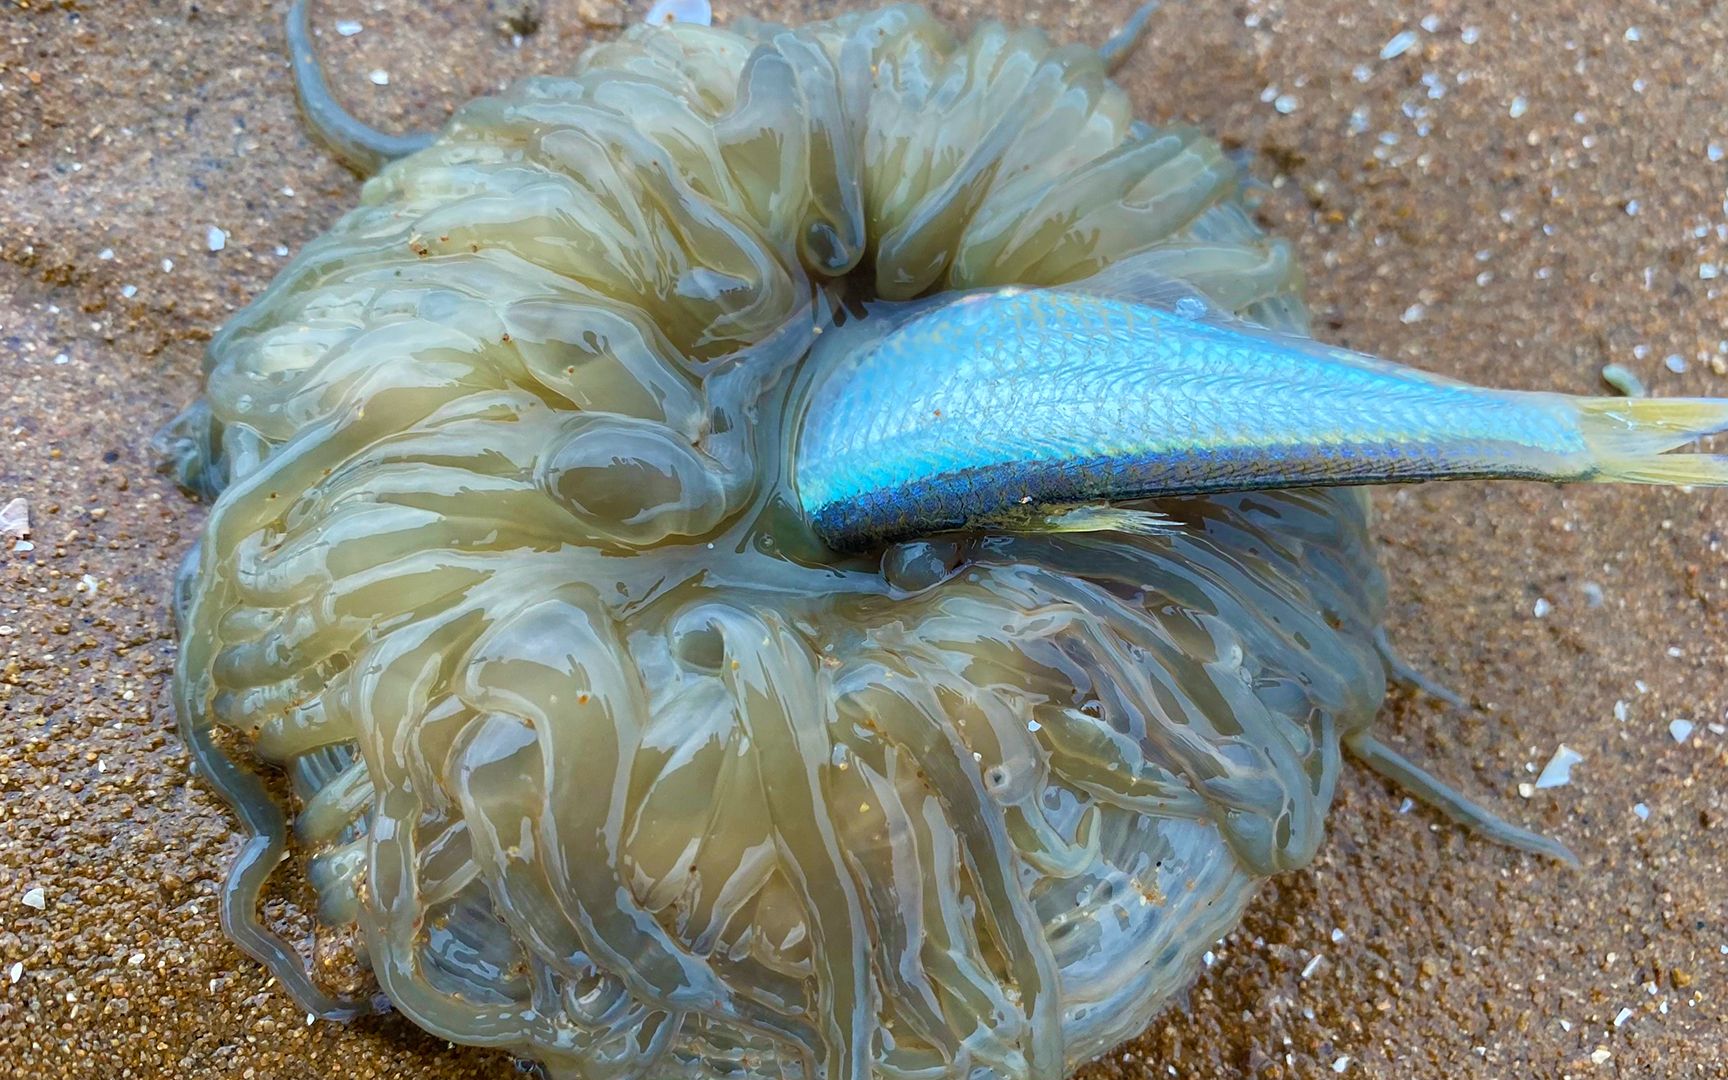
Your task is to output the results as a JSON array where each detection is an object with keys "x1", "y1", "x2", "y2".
[
  {"x1": 1669, "y1": 719, "x2": 1694, "y2": 743},
  {"x1": 335, "y1": 19, "x2": 363, "y2": 36},
  {"x1": 1509, "y1": 96, "x2": 1529, "y2": 119},
  {"x1": 22, "y1": 887, "x2": 46, "y2": 909},
  {"x1": 5, "y1": 963, "x2": 19, "y2": 984},
  {"x1": 369, "y1": 69, "x2": 390, "y2": 86},
  {"x1": 1332, "y1": 1057, "x2": 1351, "y2": 1074},
  {"x1": 205, "y1": 225, "x2": 226, "y2": 252},
  {"x1": 1273, "y1": 93, "x2": 1299, "y2": 115},
  {"x1": 1633, "y1": 803, "x2": 1650, "y2": 820},
  {"x1": 1532, "y1": 597, "x2": 1552, "y2": 618},
  {"x1": 1613, "y1": 1007, "x2": 1634, "y2": 1027},
  {"x1": 1664, "y1": 353, "x2": 1688, "y2": 373}
]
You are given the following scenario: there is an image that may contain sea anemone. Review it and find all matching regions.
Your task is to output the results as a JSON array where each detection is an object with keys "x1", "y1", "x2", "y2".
[{"x1": 162, "y1": 6, "x2": 1423, "y2": 1077}]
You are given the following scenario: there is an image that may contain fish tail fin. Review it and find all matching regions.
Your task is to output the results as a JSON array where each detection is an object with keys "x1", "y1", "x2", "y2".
[
  {"x1": 1576, "y1": 397, "x2": 1728, "y2": 486},
  {"x1": 1594, "y1": 453, "x2": 1728, "y2": 486}
]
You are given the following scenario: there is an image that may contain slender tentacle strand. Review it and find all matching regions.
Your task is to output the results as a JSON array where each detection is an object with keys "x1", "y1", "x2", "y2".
[
  {"x1": 161, "y1": 6, "x2": 1544, "y2": 1077},
  {"x1": 286, "y1": 0, "x2": 435, "y2": 175}
]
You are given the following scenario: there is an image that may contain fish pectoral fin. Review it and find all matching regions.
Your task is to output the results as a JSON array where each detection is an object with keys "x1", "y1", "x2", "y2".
[
  {"x1": 1055, "y1": 254, "x2": 1231, "y2": 321},
  {"x1": 982, "y1": 502, "x2": 1183, "y2": 537}
]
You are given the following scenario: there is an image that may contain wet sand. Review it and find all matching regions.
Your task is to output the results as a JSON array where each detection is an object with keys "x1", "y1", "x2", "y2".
[{"x1": 1, "y1": 1, "x2": 1724, "y2": 1076}]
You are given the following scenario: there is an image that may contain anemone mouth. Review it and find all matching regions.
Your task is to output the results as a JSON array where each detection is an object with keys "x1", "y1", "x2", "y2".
[{"x1": 165, "y1": 7, "x2": 1391, "y2": 1078}]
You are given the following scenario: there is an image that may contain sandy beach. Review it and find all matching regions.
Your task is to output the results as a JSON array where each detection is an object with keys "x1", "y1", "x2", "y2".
[{"x1": 1, "y1": 0, "x2": 1724, "y2": 1076}]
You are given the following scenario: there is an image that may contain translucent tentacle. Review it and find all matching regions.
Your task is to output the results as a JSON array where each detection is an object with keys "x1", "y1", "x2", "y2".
[
  {"x1": 286, "y1": 0, "x2": 436, "y2": 176},
  {"x1": 1097, "y1": 2, "x2": 1161, "y2": 73},
  {"x1": 1374, "y1": 627, "x2": 1469, "y2": 710},
  {"x1": 176, "y1": 644, "x2": 379, "y2": 1020},
  {"x1": 1346, "y1": 732, "x2": 1580, "y2": 866}
]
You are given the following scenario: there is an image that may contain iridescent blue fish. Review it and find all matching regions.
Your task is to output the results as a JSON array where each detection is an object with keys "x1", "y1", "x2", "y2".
[{"x1": 796, "y1": 261, "x2": 1728, "y2": 552}]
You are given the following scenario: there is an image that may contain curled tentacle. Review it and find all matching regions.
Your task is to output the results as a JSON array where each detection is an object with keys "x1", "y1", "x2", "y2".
[
  {"x1": 286, "y1": 0, "x2": 436, "y2": 176},
  {"x1": 1097, "y1": 1, "x2": 1161, "y2": 73}
]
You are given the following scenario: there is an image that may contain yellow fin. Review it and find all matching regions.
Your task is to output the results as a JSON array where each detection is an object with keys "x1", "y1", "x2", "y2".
[
  {"x1": 1577, "y1": 397, "x2": 1728, "y2": 485},
  {"x1": 1594, "y1": 453, "x2": 1728, "y2": 486},
  {"x1": 972, "y1": 502, "x2": 1180, "y2": 536}
]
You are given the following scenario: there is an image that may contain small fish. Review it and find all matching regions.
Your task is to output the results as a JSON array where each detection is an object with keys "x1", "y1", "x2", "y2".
[{"x1": 797, "y1": 263, "x2": 1728, "y2": 551}]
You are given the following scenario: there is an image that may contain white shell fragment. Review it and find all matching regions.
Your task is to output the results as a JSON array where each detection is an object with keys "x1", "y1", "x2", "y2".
[
  {"x1": 1534, "y1": 744, "x2": 1583, "y2": 788},
  {"x1": 1669, "y1": 719, "x2": 1695, "y2": 743},
  {"x1": 0, "y1": 497, "x2": 29, "y2": 540},
  {"x1": 644, "y1": 0, "x2": 712, "y2": 26},
  {"x1": 1379, "y1": 29, "x2": 1419, "y2": 60}
]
